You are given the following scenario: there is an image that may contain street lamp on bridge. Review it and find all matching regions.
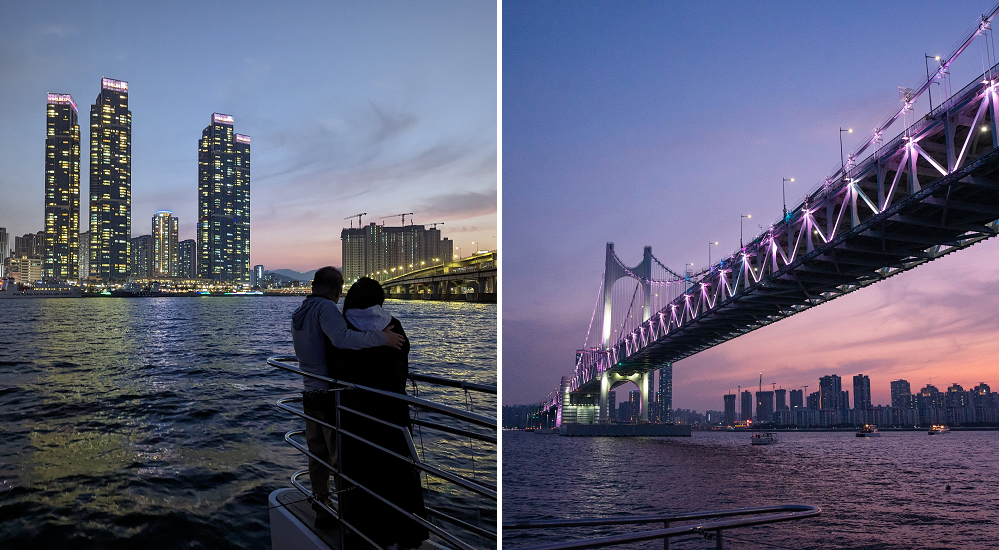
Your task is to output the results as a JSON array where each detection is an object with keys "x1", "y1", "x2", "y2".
[
  {"x1": 782, "y1": 177, "x2": 794, "y2": 220},
  {"x1": 839, "y1": 128, "x2": 853, "y2": 180},
  {"x1": 740, "y1": 214, "x2": 751, "y2": 248},
  {"x1": 925, "y1": 54, "x2": 941, "y2": 111},
  {"x1": 709, "y1": 241, "x2": 718, "y2": 267}
]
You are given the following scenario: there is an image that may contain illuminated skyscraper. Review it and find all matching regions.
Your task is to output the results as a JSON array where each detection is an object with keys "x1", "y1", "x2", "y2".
[
  {"x1": 78, "y1": 231, "x2": 90, "y2": 281},
  {"x1": 44, "y1": 93, "x2": 81, "y2": 281},
  {"x1": 130, "y1": 235, "x2": 152, "y2": 278},
  {"x1": 0, "y1": 227, "x2": 8, "y2": 278},
  {"x1": 89, "y1": 77, "x2": 131, "y2": 282},
  {"x1": 198, "y1": 113, "x2": 250, "y2": 284},
  {"x1": 341, "y1": 223, "x2": 453, "y2": 284},
  {"x1": 152, "y1": 211, "x2": 178, "y2": 277},
  {"x1": 658, "y1": 364, "x2": 672, "y2": 423},
  {"x1": 178, "y1": 239, "x2": 196, "y2": 279},
  {"x1": 15, "y1": 232, "x2": 45, "y2": 258}
]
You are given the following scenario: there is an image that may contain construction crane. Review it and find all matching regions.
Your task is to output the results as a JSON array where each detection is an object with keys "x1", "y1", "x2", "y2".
[
  {"x1": 344, "y1": 213, "x2": 366, "y2": 228},
  {"x1": 429, "y1": 222, "x2": 445, "y2": 229},
  {"x1": 380, "y1": 212, "x2": 414, "y2": 226}
]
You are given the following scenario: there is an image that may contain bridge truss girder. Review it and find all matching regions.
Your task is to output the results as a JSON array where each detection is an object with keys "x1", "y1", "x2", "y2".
[{"x1": 569, "y1": 65, "x2": 998, "y2": 397}]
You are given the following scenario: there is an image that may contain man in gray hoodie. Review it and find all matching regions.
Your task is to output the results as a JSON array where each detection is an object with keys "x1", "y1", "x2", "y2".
[{"x1": 291, "y1": 266, "x2": 404, "y2": 517}]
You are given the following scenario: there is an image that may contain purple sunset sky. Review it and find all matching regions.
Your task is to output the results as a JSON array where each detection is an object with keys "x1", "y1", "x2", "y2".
[
  {"x1": 502, "y1": 1, "x2": 998, "y2": 410},
  {"x1": 0, "y1": 2, "x2": 496, "y2": 271}
]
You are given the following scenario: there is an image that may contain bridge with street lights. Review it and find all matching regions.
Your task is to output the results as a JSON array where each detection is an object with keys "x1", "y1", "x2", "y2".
[
  {"x1": 542, "y1": 8, "x2": 999, "y2": 431},
  {"x1": 381, "y1": 251, "x2": 497, "y2": 302}
]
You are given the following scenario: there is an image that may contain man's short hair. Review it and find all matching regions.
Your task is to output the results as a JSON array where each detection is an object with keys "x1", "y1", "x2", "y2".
[{"x1": 313, "y1": 266, "x2": 344, "y2": 290}]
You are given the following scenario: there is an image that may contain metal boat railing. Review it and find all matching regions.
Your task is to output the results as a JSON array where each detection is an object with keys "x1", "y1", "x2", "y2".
[
  {"x1": 269, "y1": 355, "x2": 497, "y2": 550},
  {"x1": 503, "y1": 504, "x2": 821, "y2": 550}
]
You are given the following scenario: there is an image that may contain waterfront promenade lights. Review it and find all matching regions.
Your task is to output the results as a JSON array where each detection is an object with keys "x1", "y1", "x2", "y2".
[
  {"x1": 782, "y1": 178, "x2": 794, "y2": 219},
  {"x1": 740, "y1": 214, "x2": 751, "y2": 247},
  {"x1": 925, "y1": 54, "x2": 941, "y2": 111},
  {"x1": 839, "y1": 128, "x2": 853, "y2": 180},
  {"x1": 709, "y1": 241, "x2": 718, "y2": 266}
]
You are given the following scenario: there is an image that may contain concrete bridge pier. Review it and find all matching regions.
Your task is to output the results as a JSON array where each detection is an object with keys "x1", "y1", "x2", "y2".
[
  {"x1": 599, "y1": 371, "x2": 610, "y2": 424},
  {"x1": 639, "y1": 371, "x2": 650, "y2": 423}
]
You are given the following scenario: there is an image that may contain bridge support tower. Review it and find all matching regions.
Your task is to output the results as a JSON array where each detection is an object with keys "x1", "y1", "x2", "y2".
[{"x1": 598, "y1": 243, "x2": 653, "y2": 424}]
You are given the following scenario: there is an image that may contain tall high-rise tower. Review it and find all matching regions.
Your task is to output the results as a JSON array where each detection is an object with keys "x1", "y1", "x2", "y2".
[
  {"x1": 44, "y1": 93, "x2": 81, "y2": 281},
  {"x1": 658, "y1": 364, "x2": 672, "y2": 423},
  {"x1": 890, "y1": 379, "x2": 912, "y2": 409},
  {"x1": 853, "y1": 374, "x2": 871, "y2": 410},
  {"x1": 0, "y1": 227, "x2": 9, "y2": 278},
  {"x1": 197, "y1": 113, "x2": 250, "y2": 284},
  {"x1": 88, "y1": 77, "x2": 131, "y2": 282},
  {"x1": 819, "y1": 374, "x2": 842, "y2": 410},
  {"x1": 723, "y1": 393, "x2": 736, "y2": 424},
  {"x1": 152, "y1": 211, "x2": 179, "y2": 277}
]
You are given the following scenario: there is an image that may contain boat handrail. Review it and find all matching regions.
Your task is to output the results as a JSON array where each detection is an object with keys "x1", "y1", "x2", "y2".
[
  {"x1": 503, "y1": 504, "x2": 821, "y2": 550},
  {"x1": 268, "y1": 355, "x2": 496, "y2": 428},
  {"x1": 269, "y1": 355, "x2": 497, "y2": 550}
]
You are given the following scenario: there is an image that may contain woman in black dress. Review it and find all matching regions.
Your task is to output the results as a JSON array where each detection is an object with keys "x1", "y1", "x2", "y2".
[{"x1": 334, "y1": 277, "x2": 428, "y2": 549}]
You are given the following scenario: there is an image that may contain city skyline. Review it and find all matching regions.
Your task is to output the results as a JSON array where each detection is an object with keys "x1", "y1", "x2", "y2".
[
  {"x1": 503, "y1": 1, "x2": 998, "y2": 411},
  {"x1": 0, "y1": 2, "x2": 497, "y2": 272}
]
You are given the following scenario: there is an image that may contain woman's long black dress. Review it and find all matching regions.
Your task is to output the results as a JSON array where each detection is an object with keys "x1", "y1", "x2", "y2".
[{"x1": 333, "y1": 317, "x2": 429, "y2": 548}]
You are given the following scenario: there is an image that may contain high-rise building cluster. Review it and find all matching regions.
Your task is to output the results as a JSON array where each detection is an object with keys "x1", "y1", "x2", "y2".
[
  {"x1": 341, "y1": 222, "x2": 453, "y2": 284},
  {"x1": 719, "y1": 373, "x2": 999, "y2": 428},
  {"x1": 1, "y1": 78, "x2": 251, "y2": 288}
]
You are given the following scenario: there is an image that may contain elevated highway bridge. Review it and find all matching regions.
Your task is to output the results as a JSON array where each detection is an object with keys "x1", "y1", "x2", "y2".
[{"x1": 381, "y1": 252, "x2": 497, "y2": 302}]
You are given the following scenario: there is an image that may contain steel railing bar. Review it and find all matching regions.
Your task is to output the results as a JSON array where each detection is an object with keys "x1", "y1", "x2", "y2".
[
  {"x1": 285, "y1": 424, "x2": 497, "y2": 499},
  {"x1": 271, "y1": 355, "x2": 497, "y2": 548},
  {"x1": 268, "y1": 356, "x2": 496, "y2": 429},
  {"x1": 412, "y1": 418, "x2": 498, "y2": 444},
  {"x1": 504, "y1": 506, "x2": 821, "y2": 550},
  {"x1": 280, "y1": 402, "x2": 497, "y2": 497},
  {"x1": 284, "y1": 432, "x2": 481, "y2": 550},
  {"x1": 426, "y1": 506, "x2": 497, "y2": 539},
  {"x1": 410, "y1": 373, "x2": 497, "y2": 394},
  {"x1": 503, "y1": 504, "x2": 819, "y2": 528}
]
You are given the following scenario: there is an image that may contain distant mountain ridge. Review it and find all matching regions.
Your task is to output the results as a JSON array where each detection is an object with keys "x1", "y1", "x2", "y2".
[{"x1": 268, "y1": 269, "x2": 322, "y2": 282}]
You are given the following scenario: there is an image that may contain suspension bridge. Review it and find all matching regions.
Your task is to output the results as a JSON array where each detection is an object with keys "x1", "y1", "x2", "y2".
[{"x1": 543, "y1": 8, "x2": 1000, "y2": 432}]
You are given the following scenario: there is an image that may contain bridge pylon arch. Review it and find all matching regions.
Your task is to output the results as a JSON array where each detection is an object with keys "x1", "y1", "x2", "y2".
[{"x1": 598, "y1": 243, "x2": 653, "y2": 425}]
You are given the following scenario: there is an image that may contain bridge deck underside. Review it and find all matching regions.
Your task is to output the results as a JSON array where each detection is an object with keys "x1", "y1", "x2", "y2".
[{"x1": 617, "y1": 148, "x2": 997, "y2": 375}]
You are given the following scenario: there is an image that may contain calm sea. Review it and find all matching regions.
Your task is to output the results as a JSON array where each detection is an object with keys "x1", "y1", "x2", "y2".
[
  {"x1": 0, "y1": 297, "x2": 496, "y2": 549},
  {"x1": 503, "y1": 430, "x2": 998, "y2": 549}
]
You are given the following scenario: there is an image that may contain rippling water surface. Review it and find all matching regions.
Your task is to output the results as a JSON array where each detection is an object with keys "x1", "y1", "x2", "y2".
[
  {"x1": 503, "y1": 430, "x2": 997, "y2": 549},
  {"x1": 0, "y1": 297, "x2": 496, "y2": 549}
]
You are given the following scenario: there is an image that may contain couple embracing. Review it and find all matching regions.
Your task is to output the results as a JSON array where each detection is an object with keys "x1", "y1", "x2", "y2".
[{"x1": 291, "y1": 266, "x2": 428, "y2": 549}]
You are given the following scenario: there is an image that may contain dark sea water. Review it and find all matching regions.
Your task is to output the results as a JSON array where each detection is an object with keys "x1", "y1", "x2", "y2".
[
  {"x1": 0, "y1": 297, "x2": 496, "y2": 549},
  {"x1": 503, "y1": 430, "x2": 998, "y2": 550}
]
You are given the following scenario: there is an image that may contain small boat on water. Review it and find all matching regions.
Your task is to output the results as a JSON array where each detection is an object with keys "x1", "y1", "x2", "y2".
[
  {"x1": 928, "y1": 424, "x2": 950, "y2": 435},
  {"x1": 856, "y1": 424, "x2": 880, "y2": 437},
  {"x1": 751, "y1": 432, "x2": 777, "y2": 445},
  {"x1": 110, "y1": 281, "x2": 165, "y2": 297}
]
